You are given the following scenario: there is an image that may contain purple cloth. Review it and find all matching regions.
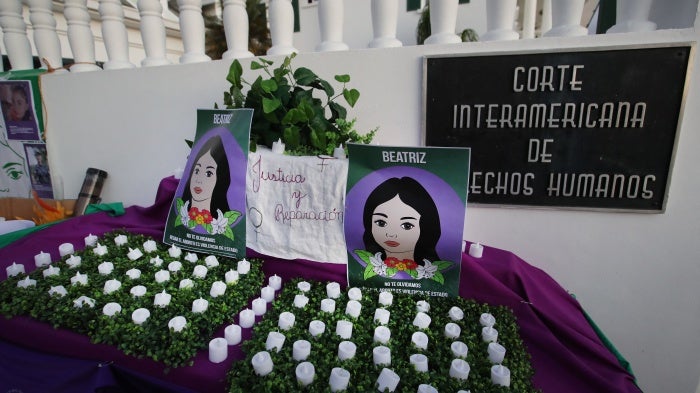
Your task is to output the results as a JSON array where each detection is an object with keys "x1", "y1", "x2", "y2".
[{"x1": 0, "y1": 176, "x2": 640, "y2": 393}]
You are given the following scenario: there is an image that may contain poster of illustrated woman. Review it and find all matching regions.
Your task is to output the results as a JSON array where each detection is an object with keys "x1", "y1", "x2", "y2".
[
  {"x1": 345, "y1": 143, "x2": 470, "y2": 297},
  {"x1": 163, "y1": 109, "x2": 253, "y2": 259}
]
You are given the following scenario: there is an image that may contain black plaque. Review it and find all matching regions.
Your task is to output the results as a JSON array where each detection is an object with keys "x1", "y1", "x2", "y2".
[{"x1": 424, "y1": 45, "x2": 692, "y2": 211}]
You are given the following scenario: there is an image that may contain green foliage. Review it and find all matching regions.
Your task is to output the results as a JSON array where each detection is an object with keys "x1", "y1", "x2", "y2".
[
  {"x1": 416, "y1": 2, "x2": 479, "y2": 45},
  {"x1": 223, "y1": 53, "x2": 378, "y2": 156}
]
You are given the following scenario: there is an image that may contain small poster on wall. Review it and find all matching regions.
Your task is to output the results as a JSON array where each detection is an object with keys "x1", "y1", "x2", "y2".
[
  {"x1": 23, "y1": 143, "x2": 53, "y2": 198},
  {"x1": 0, "y1": 80, "x2": 40, "y2": 141},
  {"x1": 345, "y1": 143, "x2": 470, "y2": 297},
  {"x1": 163, "y1": 109, "x2": 253, "y2": 259}
]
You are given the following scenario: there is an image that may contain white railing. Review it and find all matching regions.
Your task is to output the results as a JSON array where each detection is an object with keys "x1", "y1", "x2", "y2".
[{"x1": 0, "y1": 0, "x2": 658, "y2": 72}]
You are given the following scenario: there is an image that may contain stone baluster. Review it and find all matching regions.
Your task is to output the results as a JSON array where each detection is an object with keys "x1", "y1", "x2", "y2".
[
  {"x1": 424, "y1": 0, "x2": 461, "y2": 45},
  {"x1": 521, "y1": 0, "x2": 537, "y2": 39},
  {"x1": 222, "y1": 0, "x2": 253, "y2": 59},
  {"x1": 64, "y1": 0, "x2": 101, "y2": 72},
  {"x1": 267, "y1": 0, "x2": 297, "y2": 56},
  {"x1": 137, "y1": 0, "x2": 172, "y2": 66},
  {"x1": 543, "y1": 0, "x2": 587, "y2": 37},
  {"x1": 368, "y1": 0, "x2": 402, "y2": 48},
  {"x1": 99, "y1": 0, "x2": 136, "y2": 69},
  {"x1": 27, "y1": 0, "x2": 64, "y2": 71},
  {"x1": 176, "y1": 0, "x2": 211, "y2": 63},
  {"x1": 0, "y1": 0, "x2": 34, "y2": 70},
  {"x1": 316, "y1": 0, "x2": 348, "y2": 52},
  {"x1": 607, "y1": 0, "x2": 656, "y2": 34},
  {"x1": 480, "y1": 0, "x2": 519, "y2": 41},
  {"x1": 540, "y1": 0, "x2": 552, "y2": 35}
]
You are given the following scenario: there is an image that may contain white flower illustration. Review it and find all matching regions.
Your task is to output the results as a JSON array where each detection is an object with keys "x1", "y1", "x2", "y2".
[
  {"x1": 179, "y1": 199, "x2": 190, "y2": 226},
  {"x1": 370, "y1": 252, "x2": 389, "y2": 277},
  {"x1": 210, "y1": 209, "x2": 228, "y2": 235},
  {"x1": 416, "y1": 259, "x2": 438, "y2": 279}
]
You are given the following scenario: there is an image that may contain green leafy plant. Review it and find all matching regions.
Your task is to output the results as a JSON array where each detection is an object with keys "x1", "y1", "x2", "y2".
[{"x1": 223, "y1": 53, "x2": 377, "y2": 156}]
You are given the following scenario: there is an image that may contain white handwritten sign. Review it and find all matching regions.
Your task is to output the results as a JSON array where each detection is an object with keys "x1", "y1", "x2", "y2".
[{"x1": 246, "y1": 149, "x2": 348, "y2": 264}]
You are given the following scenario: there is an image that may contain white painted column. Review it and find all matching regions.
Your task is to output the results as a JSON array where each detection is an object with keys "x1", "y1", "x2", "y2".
[
  {"x1": 64, "y1": 0, "x2": 101, "y2": 72},
  {"x1": 521, "y1": 0, "x2": 537, "y2": 39},
  {"x1": 222, "y1": 0, "x2": 253, "y2": 59},
  {"x1": 607, "y1": 0, "x2": 656, "y2": 34},
  {"x1": 27, "y1": 0, "x2": 64, "y2": 71},
  {"x1": 424, "y1": 0, "x2": 461, "y2": 45},
  {"x1": 368, "y1": 0, "x2": 402, "y2": 48},
  {"x1": 540, "y1": 0, "x2": 552, "y2": 35},
  {"x1": 137, "y1": 0, "x2": 172, "y2": 66},
  {"x1": 316, "y1": 0, "x2": 349, "y2": 52},
  {"x1": 176, "y1": 0, "x2": 211, "y2": 64},
  {"x1": 480, "y1": 0, "x2": 519, "y2": 41},
  {"x1": 99, "y1": 0, "x2": 136, "y2": 70},
  {"x1": 542, "y1": 0, "x2": 587, "y2": 37},
  {"x1": 0, "y1": 0, "x2": 34, "y2": 70},
  {"x1": 267, "y1": 0, "x2": 297, "y2": 56}
]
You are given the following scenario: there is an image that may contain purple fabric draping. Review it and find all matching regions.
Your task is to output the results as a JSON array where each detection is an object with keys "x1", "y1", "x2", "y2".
[{"x1": 0, "y1": 176, "x2": 640, "y2": 393}]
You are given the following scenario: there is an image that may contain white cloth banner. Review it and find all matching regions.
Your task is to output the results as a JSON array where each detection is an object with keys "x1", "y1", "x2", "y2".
[{"x1": 246, "y1": 148, "x2": 348, "y2": 264}]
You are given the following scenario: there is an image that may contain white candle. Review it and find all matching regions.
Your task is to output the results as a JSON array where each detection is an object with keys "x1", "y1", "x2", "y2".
[
  {"x1": 114, "y1": 234, "x2": 128, "y2": 246},
  {"x1": 155, "y1": 270, "x2": 170, "y2": 283},
  {"x1": 154, "y1": 290, "x2": 172, "y2": 307},
  {"x1": 58, "y1": 242, "x2": 74, "y2": 257},
  {"x1": 6, "y1": 262, "x2": 25, "y2": 277},
  {"x1": 372, "y1": 345, "x2": 391, "y2": 366},
  {"x1": 347, "y1": 287, "x2": 362, "y2": 300},
  {"x1": 410, "y1": 354, "x2": 429, "y2": 372},
  {"x1": 321, "y1": 298, "x2": 336, "y2": 313},
  {"x1": 184, "y1": 252, "x2": 198, "y2": 263},
  {"x1": 48, "y1": 285, "x2": 67, "y2": 297},
  {"x1": 448, "y1": 306, "x2": 464, "y2": 321},
  {"x1": 204, "y1": 255, "x2": 219, "y2": 267},
  {"x1": 17, "y1": 276, "x2": 37, "y2": 288},
  {"x1": 308, "y1": 320, "x2": 325, "y2": 337},
  {"x1": 252, "y1": 297, "x2": 267, "y2": 315},
  {"x1": 169, "y1": 316, "x2": 187, "y2": 332},
  {"x1": 336, "y1": 320, "x2": 353, "y2": 339},
  {"x1": 445, "y1": 322, "x2": 461, "y2": 339},
  {"x1": 374, "y1": 326, "x2": 391, "y2": 344},
  {"x1": 451, "y1": 341, "x2": 469, "y2": 358},
  {"x1": 345, "y1": 300, "x2": 362, "y2": 318},
  {"x1": 43, "y1": 265, "x2": 60, "y2": 277},
  {"x1": 378, "y1": 291, "x2": 393, "y2": 306},
  {"x1": 73, "y1": 296, "x2": 95, "y2": 308},
  {"x1": 127, "y1": 248, "x2": 143, "y2": 261},
  {"x1": 293, "y1": 339, "x2": 311, "y2": 361},
  {"x1": 488, "y1": 342, "x2": 507, "y2": 364},
  {"x1": 103, "y1": 279, "x2": 122, "y2": 294},
  {"x1": 482, "y1": 326, "x2": 499, "y2": 343},
  {"x1": 333, "y1": 144, "x2": 346, "y2": 159},
  {"x1": 66, "y1": 255, "x2": 81, "y2": 268},
  {"x1": 84, "y1": 233, "x2": 98, "y2": 247},
  {"x1": 374, "y1": 308, "x2": 390, "y2": 325},
  {"x1": 271, "y1": 138, "x2": 285, "y2": 154},
  {"x1": 192, "y1": 298, "x2": 209, "y2": 313},
  {"x1": 239, "y1": 308, "x2": 255, "y2": 328},
  {"x1": 376, "y1": 368, "x2": 400, "y2": 392},
  {"x1": 296, "y1": 362, "x2": 315, "y2": 386},
  {"x1": 103, "y1": 302, "x2": 122, "y2": 317},
  {"x1": 411, "y1": 331, "x2": 429, "y2": 350},
  {"x1": 294, "y1": 294, "x2": 309, "y2": 308},
  {"x1": 179, "y1": 278, "x2": 194, "y2": 289},
  {"x1": 328, "y1": 367, "x2": 350, "y2": 392},
  {"x1": 449, "y1": 358, "x2": 471, "y2": 380},
  {"x1": 261, "y1": 286, "x2": 275, "y2": 302},
  {"x1": 326, "y1": 281, "x2": 341, "y2": 298},
  {"x1": 34, "y1": 251, "x2": 51, "y2": 267},
  {"x1": 209, "y1": 337, "x2": 228, "y2": 363},
  {"x1": 225, "y1": 269, "x2": 240, "y2": 284},
  {"x1": 468, "y1": 242, "x2": 484, "y2": 258},
  {"x1": 416, "y1": 300, "x2": 430, "y2": 313},
  {"x1": 168, "y1": 245, "x2": 182, "y2": 258},
  {"x1": 412, "y1": 312, "x2": 432, "y2": 329},
  {"x1": 193, "y1": 265, "x2": 208, "y2": 279},
  {"x1": 237, "y1": 259, "x2": 250, "y2": 274},
  {"x1": 142, "y1": 240, "x2": 157, "y2": 253},
  {"x1": 71, "y1": 272, "x2": 88, "y2": 286},
  {"x1": 278, "y1": 311, "x2": 296, "y2": 330},
  {"x1": 130, "y1": 285, "x2": 147, "y2": 297},
  {"x1": 268, "y1": 274, "x2": 282, "y2": 290},
  {"x1": 417, "y1": 384, "x2": 438, "y2": 393},
  {"x1": 491, "y1": 365, "x2": 511, "y2": 387},
  {"x1": 210, "y1": 281, "x2": 227, "y2": 298},
  {"x1": 150, "y1": 256, "x2": 163, "y2": 267},
  {"x1": 265, "y1": 331, "x2": 286, "y2": 353},
  {"x1": 297, "y1": 281, "x2": 311, "y2": 292},
  {"x1": 93, "y1": 243, "x2": 108, "y2": 256},
  {"x1": 98, "y1": 261, "x2": 114, "y2": 275},
  {"x1": 225, "y1": 324, "x2": 242, "y2": 345},
  {"x1": 480, "y1": 313, "x2": 496, "y2": 327},
  {"x1": 337, "y1": 340, "x2": 357, "y2": 360},
  {"x1": 251, "y1": 351, "x2": 274, "y2": 376},
  {"x1": 132, "y1": 308, "x2": 150, "y2": 324}
]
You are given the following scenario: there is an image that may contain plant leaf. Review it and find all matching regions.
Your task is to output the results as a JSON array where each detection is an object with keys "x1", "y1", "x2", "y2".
[
  {"x1": 262, "y1": 97, "x2": 281, "y2": 114},
  {"x1": 343, "y1": 88, "x2": 360, "y2": 107},
  {"x1": 260, "y1": 79, "x2": 278, "y2": 94},
  {"x1": 226, "y1": 60, "x2": 243, "y2": 88},
  {"x1": 294, "y1": 67, "x2": 318, "y2": 86},
  {"x1": 283, "y1": 126, "x2": 300, "y2": 148},
  {"x1": 432, "y1": 271, "x2": 445, "y2": 284},
  {"x1": 363, "y1": 263, "x2": 377, "y2": 280},
  {"x1": 328, "y1": 101, "x2": 347, "y2": 121},
  {"x1": 335, "y1": 74, "x2": 350, "y2": 83}
]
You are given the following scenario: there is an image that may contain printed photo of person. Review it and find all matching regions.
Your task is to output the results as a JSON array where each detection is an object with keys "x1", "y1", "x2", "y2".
[
  {"x1": 0, "y1": 81, "x2": 40, "y2": 141},
  {"x1": 23, "y1": 143, "x2": 53, "y2": 198}
]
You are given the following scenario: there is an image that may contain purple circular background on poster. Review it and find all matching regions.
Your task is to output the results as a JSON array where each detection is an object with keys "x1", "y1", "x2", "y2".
[
  {"x1": 175, "y1": 128, "x2": 246, "y2": 232},
  {"x1": 345, "y1": 166, "x2": 465, "y2": 266}
]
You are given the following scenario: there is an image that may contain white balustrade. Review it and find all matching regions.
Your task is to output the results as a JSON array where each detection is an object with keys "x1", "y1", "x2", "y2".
[
  {"x1": 176, "y1": 0, "x2": 211, "y2": 63},
  {"x1": 0, "y1": 0, "x2": 34, "y2": 70},
  {"x1": 369, "y1": 0, "x2": 402, "y2": 48},
  {"x1": 64, "y1": 0, "x2": 102, "y2": 72},
  {"x1": 480, "y1": 0, "x2": 519, "y2": 41},
  {"x1": 607, "y1": 0, "x2": 656, "y2": 34},
  {"x1": 543, "y1": 0, "x2": 587, "y2": 37},
  {"x1": 316, "y1": 0, "x2": 348, "y2": 52},
  {"x1": 540, "y1": 0, "x2": 552, "y2": 35},
  {"x1": 222, "y1": 0, "x2": 253, "y2": 59},
  {"x1": 27, "y1": 0, "x2": 64, "y2": 71},
  {"x1": 137, "y1": 0, "x2": 172, "y2": 66},
  {"x1": 99, "y1": 0, "x2": 136, "y2": 70},
  {"x1": 521, "y1": 0, "x2": 537, "y2": 39},
  {"x1": 268, "y1": 0, "x2": 297, "y2": 56},
  {"x1": 424, "y1": 0, "x2": 461, "y2": 45}
]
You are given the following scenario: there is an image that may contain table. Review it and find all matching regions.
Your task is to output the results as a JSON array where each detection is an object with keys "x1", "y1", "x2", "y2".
[{"x1": 0, "y1": 177, "x2": 641, "y2": 393}]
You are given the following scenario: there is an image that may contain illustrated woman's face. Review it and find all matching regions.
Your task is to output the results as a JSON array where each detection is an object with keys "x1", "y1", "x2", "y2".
[
  {"x1": 190, "y1": 151, "x2": 217, "y2": 205},
  {"x1": 371, "y1": 195, "x2": 421, "y2": 259}
]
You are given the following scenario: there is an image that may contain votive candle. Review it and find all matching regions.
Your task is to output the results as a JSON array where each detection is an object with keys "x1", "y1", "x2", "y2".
[
  {"x1": 293, "y1": 339, "x2": 311, "y2": 361},
  {"x1": 209, "y1": 337, "x2": 228, "y2": 363},
  {"x1": 482, "y1": 326, "x2": 499, "y2": 343},
  {"x1": 103, "y1": 302, "x2": 121, "y2": 317},
  {"x1": 210, "y1": 281, "x2": 227, "y2": 298},
  {"x1": 34, "y1": 251, "x2": 51, "y2": 267},
  {"x1": 225, "y1": 269, "x2": 239, "y2": 284},
  {"x1": 41, "y1": 265, "x2": 58, "y2": 278},
  {"x1": 337, "y1": 340, "x2": 357, "y2": 360},
  {"x1": 445, "y1": 322, "x2": 461, "y2": 339},
  {"x1": 73, "y1": 296, "x2": 95, "y2": 308},
  {"x1": 468, "y1": 242, "x2": 484, "y2": 258},
  {"x1": 127, "y1": 248, "x2": 143, "y2": 261},
  {"x1": 373, "y1": 345, "x2": 391, "y2": 366},
  {"x1": 321, "y1": 298, "x2": 336, "y2": 313},
  {"x1": 71, "y1": 271, "x2": 88, "y2": 286},
  {"x1": 309, "y1": 320, "x2": 326, "y2": 337},
  {"x1": 239, "y1": 308, "x2": 255, "y2": 328},
  {"x1": 265, "y1": 331, "x2": 286, "y2": 353},
  {"x1": 333, "y1": 144, "x2": 345, "y2": 159},
  {"x1": 204, "y1": 255, "x2": 219, "y2": 267},
  {"x1": 491, "y1": 364, "x2": 511, "y2": 387},
  {"x1": 168, "y1": 261, "x2": 182, "y2": 272},
  {"x1": 251, "y1": 351, "x2": 273, "y2": 376},
  {"x1": 114, "y1": 234, "x2": 128, "y2": 246},
  {"x1": 84, "y1": 233, "x2": 98, "y2": 247},
  {"x1": 297, "y1": 281, "x2": 311, "y2": 292},
  {"x1": 374, "y1": 308, "x2": 390, "y2": 325},
  {"x1": 488, "y1": 342, "x2": 506, "y2": 364},
  {"x1": 278, "y1": 311, "x2": 295, "y2": 330},
  {"x1": 154, "y1": 290, "x2": 172, "y2": 307},
  {"x1": 480, "y1": 313, "x2": 496, "y2": 327},
  {"x1": 296, "y1": 362, "x2": 315, "y2": 386},
  {"x1": 98, "y1": 261, "x2": 114, "y2": 275},
  {"x1": 374, "y1": 326, "x2": 391, "y2": 344},
  {"x1": 155, "y1": 270, "x2": 170, "y2": 283},
  {"x1": 416, "y1": 300, "x2": 430, "y2": 313},
  {"x1": 271, "y1": 138, "x2": 285, "y2": 154},
  {"x1": 58, "y1": 242, "x2": 74, "y2": 257},
  {"x1": 261, "y1": 286, "x2": 275, "y2": 302},
  {"x1": 103, "y1": 279, "x2": 121, "y2": 294},
  {"x1": 418, "y1": 384, "x2": 438, "y2": 393},
  {"x1": 193, "y1": 265, "x2": 207, "y2": 279},
  {"x1": 347, "y1": 287, "x2": 362, "y2": 300},
  {"x1": 150, "y1": 256, "x2": 163, "y2": 267},
  {"x1": 192, "y1": 298, "x2": 209, "y2": 313},
  {"x1": 376, "y1": 368, "x2": 400, "y2": 392},
  {"x1": 130, "y1": 285, "x2": 147, "y2": 297},
  {"x1": 168, "y1": 245, "x2": 182, "y2": 258},
  {"x1": 17, "y1": 276, "x2": 36, "y2": 288},
  {"x1": 252, "y1": 297, "x2": 267, "y2": 315},
  {"x1": 48, "y1": 285, "x2": 67, "y2": 297},
  {"x1": 142, "y1": 240, "x2": 157, "y2": 253},
  {"x1": 411, "y1": 331, "x2": 429, "y2": 350},
  {"x1": 66, "y1": 255, "x2": 81, "y2": 268},
  {"x1": 184, "y1": 252, "x2": 198, "y2": 263},
  {"x1": 329, "y1": 367, "x2": 350, "y2": 392},
  {"x1": 93, "y1": 243, "x2": 108, "y2": 256},
  {"x1": 412, "y1": 312, "x2": 431, "y2": 329},
  {"x1": 179, "y1": 278, "x2": 194, "y2": 289},
  {"x1": 326, "y1": 281, "x2": 341, "y2": 298},
  {"x1": 237, "y1": 259, "x2": 250, "y2": 274},
  {"x1": 448, "y1": 306, "x2": 464, "y2": 321},
  {"x1": 410, "y1": 354, "x2": 429, "y2": 372},
  {"x1": 345, "y1": 300, "x2": 361, "y2": 318},
  {"x1": 378, "y1": 291, "x2": 393, "y2": 306},
  {"x1": 336, "y1": 320, "x2": 353, "y2": 339},
  {"x1": 126, "y1": 268, "x2": 141, "y2": 280},
  {"x1": 449, "y1": 359, "x2": 470, "y2": 380},
  {"x1": 268, "y1": 274, "x2": 282, "y2": 290},
  {"x1": 6, "y1": 262, "x2": 24, "y2": 277},
  {"x1": 132, "y1": 308, "x2": 150, "y2": 325},
  {"x1": 451, "y1": 341, "x2": 469, "y2": 358},
  {"x1": 294, "y1": 294, "x2": 309, "y2": 308},
  {"x1": 169, "y1": 316, "x2": 187, "y2": 332},
  {"x1": 225, "y1": 323, "x2": 241, "y2": 345}
]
